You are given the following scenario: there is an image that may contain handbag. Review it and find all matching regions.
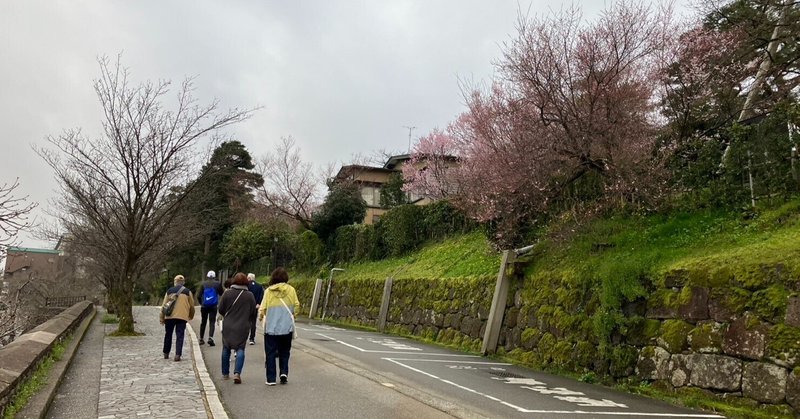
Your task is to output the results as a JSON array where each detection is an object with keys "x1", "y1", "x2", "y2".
[
  {"x1": 278, "y1": 297, "x2": 298, "y2": 339},
  {"x1": 161, "y1": 286, "x2": 185, "y2": 316}
]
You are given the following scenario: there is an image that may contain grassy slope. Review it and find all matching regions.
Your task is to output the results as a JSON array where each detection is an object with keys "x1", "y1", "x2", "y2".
[
  {"x1": 526, "y1": 200, "x2": 800, "y2": 304},
  {"x1": 292, "y1": 230, "x2": 501, "y2": 282}
]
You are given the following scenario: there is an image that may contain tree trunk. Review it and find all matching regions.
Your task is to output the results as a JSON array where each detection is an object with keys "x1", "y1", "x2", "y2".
[
  {"x1": 720, "y1": 0, "x2": 790, "y2": 166},
  {"x1": 110, "y1": 282, "x2": 135, "y2": 334}
]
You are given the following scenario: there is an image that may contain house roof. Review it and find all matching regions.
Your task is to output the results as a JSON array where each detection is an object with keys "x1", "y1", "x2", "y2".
[
  {"x1": 7, "y1": 246, "x2": 60, "y2": 255},
  {"x1": 332, "y1": 164, "x2": 395, "y2": 183},
  {"x1": 383, "y1": 154, "x2": 411, "y2": 170}
]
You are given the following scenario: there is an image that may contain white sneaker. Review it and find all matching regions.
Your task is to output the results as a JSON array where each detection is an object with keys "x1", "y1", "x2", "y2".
[{"x1": 265, "y1": 381, "x2": 276, "y2": 386}]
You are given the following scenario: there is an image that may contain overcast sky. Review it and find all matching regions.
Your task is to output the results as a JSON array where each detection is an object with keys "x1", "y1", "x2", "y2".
[{"x1": 0, "y1": 1, "x2": 692, "y2": 249}]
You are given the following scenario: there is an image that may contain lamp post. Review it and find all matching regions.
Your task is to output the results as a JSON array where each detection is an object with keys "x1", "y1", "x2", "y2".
[{"x1": 321, "y1": 268, "x2": 344, "y2": 321}]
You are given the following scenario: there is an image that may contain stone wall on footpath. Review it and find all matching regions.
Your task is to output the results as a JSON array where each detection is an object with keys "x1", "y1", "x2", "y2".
[{"x1": 293, "y1": 261, "x2": 799, "y2": 414}]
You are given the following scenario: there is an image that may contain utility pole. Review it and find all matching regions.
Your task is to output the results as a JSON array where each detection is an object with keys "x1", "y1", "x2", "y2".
[{"x1": 403, "y1": 125, "x2": 416, "y2": 153}]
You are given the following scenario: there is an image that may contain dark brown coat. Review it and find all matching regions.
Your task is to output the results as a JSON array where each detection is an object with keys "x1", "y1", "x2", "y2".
[{"x1": 217, "y1": 285, "x2": 256, "y2": 350}]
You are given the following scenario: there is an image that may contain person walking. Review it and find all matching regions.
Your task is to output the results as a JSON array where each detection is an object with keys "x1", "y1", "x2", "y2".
[
  {"x1": 218, "y1": 272, "x2": 256, "y2": 384},
  {"x1": 160, "y1": 275, "x2": 195, "y2": 362},
  {"x1": 258, "y1": 267, "x2": 300, "y2": 386},
  {"x1": 247, "y1": 273, "x2": 264, "y2": 345},
  {"x1": 197, "y1": 270, "x2": 223, "y2": 346}
]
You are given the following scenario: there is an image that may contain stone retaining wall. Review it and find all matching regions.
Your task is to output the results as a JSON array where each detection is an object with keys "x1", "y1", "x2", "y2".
[
  {"x1": 0, "y1": 301, "x2": 93, "y2": 416},
  {"x1": 294, "y1": 262, "x2": 799, "y2": 414}
]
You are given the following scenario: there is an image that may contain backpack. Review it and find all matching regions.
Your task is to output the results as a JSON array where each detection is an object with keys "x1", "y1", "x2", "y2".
[
  {"x1": 202, "y1": 285, "x2": 219, "y2": 307},
  {"x1": 162, "y1": 286, "x2": 185, "y2": 316}
]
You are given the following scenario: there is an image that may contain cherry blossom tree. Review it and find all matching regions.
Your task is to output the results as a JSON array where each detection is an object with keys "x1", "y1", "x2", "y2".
[
  {"x1": 405, "y1": 2, "x2": 674, "y2": 245},
  {"x1": 401, "y1": 128, "x2": 461, "y2": 201}
]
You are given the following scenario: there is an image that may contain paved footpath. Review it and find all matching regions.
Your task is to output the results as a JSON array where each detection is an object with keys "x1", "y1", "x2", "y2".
[{"x1": 96, "y1": 306, "x2": 210, "y2": 419}]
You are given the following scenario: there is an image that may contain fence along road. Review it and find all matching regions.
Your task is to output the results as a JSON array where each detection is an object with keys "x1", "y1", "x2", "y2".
[{"x1": 293, "y1": 322, "x2": 724, "y2": 419}]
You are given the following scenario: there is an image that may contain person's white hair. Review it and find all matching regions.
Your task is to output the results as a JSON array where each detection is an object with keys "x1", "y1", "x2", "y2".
[
  {"x1": 247, "y1": 273, "x2": 256, "y2": 281},
  {"x1": 207, "y1": 270, "x2": 216, "y2": 279}
]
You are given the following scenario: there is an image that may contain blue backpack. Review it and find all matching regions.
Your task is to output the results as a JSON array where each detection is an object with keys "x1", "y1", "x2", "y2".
[{"x1": 202, "y1": 286, "x2": 218, "y2": 307}]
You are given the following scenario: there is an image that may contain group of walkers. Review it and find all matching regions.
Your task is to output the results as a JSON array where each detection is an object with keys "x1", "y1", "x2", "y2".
[{"x1": 159, "y1": 267, "x2": 300, "y2": 386}]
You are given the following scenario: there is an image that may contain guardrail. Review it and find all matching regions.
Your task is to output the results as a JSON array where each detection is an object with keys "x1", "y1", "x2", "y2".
[{"x1": 45, "y1": 296, "x2": 86, "y2": 308}]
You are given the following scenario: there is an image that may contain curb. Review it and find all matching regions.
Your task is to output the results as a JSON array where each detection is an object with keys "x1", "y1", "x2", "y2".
[
  {"x1": 186, "y1": 323, "x2": 229, "y2": 419},
  {"x1": 16, "y1": 306, "x2": 97, "y2": 419}
]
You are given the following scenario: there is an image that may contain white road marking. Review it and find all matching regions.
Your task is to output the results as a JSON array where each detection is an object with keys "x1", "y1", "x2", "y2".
[
  {"x1": 382, "y1": 358, "x2": 724, "y2": 417},
  {"x1": 312, "y1": 325, "x2": 346, "y2": 331},
  {"x1": 316, "y1": 333, "x2": 476, "y2": 357},
  {"x1": 522, "y1": 386, "x2": 584, "y2": 396},
  {"x1": 553, "y1": 396, "x2": 628, "y2": 408},
  {"x1": 387, "y1": 359, "x2": 511, "y2": 365},
  {"x1": 367, "y1": 337, "x2": 423, "y2": 351},
  {"x1": 493, "y1": 377, "x2": 547, "y2": 386}
]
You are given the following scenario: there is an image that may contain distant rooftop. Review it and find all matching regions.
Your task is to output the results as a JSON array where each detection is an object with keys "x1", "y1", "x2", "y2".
[{"x1": 6, "y1": 246, "x2": 61, "y2": 255}]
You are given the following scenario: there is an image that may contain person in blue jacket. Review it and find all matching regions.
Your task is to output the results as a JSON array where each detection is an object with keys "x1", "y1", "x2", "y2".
[
  {"x1": 196, "y1": 270, "x2": 223, "y2": 346},
  {"x1": 247, "y1": 273, "x2": 264, "y2": 345}
]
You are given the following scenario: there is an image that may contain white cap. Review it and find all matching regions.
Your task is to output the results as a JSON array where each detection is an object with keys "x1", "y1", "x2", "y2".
[{"x1": 207, "y1": 270, "x2": 216, "y2": 278}]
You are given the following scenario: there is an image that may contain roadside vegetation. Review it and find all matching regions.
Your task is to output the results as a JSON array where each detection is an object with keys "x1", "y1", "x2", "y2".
[{"x1": 2, "y1": 336, "x2": 69, "y2": 419}]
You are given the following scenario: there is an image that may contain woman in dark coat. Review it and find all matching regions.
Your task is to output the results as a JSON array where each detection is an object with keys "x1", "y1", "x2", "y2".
[{"x1": 217, "y1": 272, "x2": 256, "y2": 384}]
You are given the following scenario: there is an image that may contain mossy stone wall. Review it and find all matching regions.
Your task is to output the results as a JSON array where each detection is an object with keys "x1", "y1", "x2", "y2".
[{"x1": 291, "y1": 261, "x2": 799, "y2": 413}]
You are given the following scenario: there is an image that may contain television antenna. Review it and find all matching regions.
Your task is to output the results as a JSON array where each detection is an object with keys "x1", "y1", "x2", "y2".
[{"x1": 402, "y1": 125, "x2": 416, "y2": 153}]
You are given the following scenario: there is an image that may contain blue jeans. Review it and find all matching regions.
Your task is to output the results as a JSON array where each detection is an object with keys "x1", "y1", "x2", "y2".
[
  {"x1": 265, "y1": 333, "x2": 292, "y2": 383},
  {"x1": 163, "y1": 319, "x2": 186, "y2": 356},
  {"x1": 221, "y1": 345, "x2": 245, "y2": 376}
]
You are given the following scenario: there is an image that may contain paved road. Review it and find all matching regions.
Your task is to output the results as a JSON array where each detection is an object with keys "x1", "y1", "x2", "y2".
[
  {"x1": 191, "y1": 317, "x2": 724, "y2": 419},
  {"x1": 189, "y1": 316, "x2": 453, "y2": 419},
  {"x1": 281, "y1": 322, "x2": 723, "y2": 419}
]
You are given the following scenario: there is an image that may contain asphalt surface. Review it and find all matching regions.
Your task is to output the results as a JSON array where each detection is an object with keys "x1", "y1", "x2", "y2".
[
  {"x1": 190, "y1": 317, "x2": 725, "y2": 419},
  {"x1": 189, "y1": 315, "x2": 454, "y2": 419},
  {"x1": 295, "y1": 323, "x2": 725, "y2": 419}
]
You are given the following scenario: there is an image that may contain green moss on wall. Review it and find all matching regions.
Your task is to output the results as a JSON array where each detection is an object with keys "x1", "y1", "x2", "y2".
[
  {"x1": 748, "y1": 285, "x2": 790, "y2": 324},
  {"x1": 766, "y1": 324, "x2": 800, "y2": 366},
  {"x1": 659, "y1": 320, "x2": 694, "y2": 353},
  {"x1": 689, "y1": 322, "x2": 724, "y2": 353}
]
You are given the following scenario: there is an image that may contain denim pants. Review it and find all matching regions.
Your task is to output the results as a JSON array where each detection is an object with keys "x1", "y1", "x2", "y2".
[
  {"x1": 163, "y1": 319, "x2": 186, "y2": 356},
  {"x1": 199, "y1": 306, "x2": 217, "y2": 340},
  {"x1": 221, "y1": 345, "x2": 245, "y2": 376},
  {"x1": 264, "y1": 333, "x2": 293, "y2": 383}
]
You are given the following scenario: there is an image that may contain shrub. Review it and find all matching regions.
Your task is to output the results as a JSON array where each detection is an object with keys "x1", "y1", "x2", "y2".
[
  {"x1": 422, "y1": 200, "x2": 473, "y2": 240},
  {"x1": 379, "y1": 205, "x2": 426, "y2": 256},
  {"x1": 292, "y1": 230, "x2": 324, "y2": 272}
]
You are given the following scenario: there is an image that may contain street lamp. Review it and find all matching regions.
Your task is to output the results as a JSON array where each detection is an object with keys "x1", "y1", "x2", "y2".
[{"x1": 321, "y1": 268, "x2": 344, "y2": 321}]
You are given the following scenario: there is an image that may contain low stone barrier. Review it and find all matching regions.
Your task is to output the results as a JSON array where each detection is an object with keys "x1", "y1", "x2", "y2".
[{"x1": 0, "y1": 301, "x2": 93, "y2": 416}]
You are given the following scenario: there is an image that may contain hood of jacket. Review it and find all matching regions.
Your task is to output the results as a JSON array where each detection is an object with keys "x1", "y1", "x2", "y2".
[{"x1": 267, "y1": 283, "x2": 291, "y2": 297}]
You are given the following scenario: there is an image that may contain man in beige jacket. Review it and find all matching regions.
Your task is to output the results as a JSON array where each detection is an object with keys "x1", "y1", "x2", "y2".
[{"x1": 160, "y1": 274, "x2": 196, "y2": 361}]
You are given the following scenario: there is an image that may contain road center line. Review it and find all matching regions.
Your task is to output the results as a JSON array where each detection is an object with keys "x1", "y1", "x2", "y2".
[
  {"x1": 315, "y1": 333, "x2": 477, "y2": 357},
  {"x1": 383, "y1": 358, "x2": 511, "y2": 365},
  {"x1": 381, "y1": 358, "x2": 723, "y2": 418}
]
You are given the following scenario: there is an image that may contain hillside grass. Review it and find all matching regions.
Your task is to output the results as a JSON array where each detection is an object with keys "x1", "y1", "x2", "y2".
[
  {"x1": 525, "y1": 200, "x2": 800, "y2": 307},
  {"x1": 293, "y1": 230, "x2": 501, "y2": 282}
]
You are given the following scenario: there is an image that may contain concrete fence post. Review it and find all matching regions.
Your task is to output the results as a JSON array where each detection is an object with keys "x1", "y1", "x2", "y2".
[
  {"x1": 309, "y1": 278, "x2": 323, "y2": 319},
  {"x1": 377, "y1": 277, "x2": 394, "y2": 333},
  {"x1": 481, "y1": 249, "x2": 515, "y2": 355}
]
